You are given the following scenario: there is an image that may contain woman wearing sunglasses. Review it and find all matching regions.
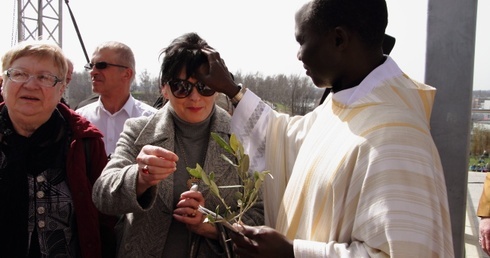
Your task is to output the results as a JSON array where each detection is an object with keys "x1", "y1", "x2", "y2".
[{"x1": 92, "y1": 32, "x2": 263, "y2": 258}]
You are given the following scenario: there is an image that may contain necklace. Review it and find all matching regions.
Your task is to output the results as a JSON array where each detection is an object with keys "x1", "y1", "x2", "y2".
[{"x1": 175, "y1": 134, "x2": 202, "y2": 189}]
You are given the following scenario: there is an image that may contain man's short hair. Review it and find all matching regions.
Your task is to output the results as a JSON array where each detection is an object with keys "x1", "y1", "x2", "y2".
[{"x1": 308, "y1": 0, "x2": 388, "y2": 48}]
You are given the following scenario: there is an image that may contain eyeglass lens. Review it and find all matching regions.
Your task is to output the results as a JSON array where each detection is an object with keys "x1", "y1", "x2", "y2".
[
  {"x1": 85, "y1": 62, "x2": 108, "y2": 70},
  {"x1": 169, "y1": 80, "x2": 215, "y2": 98},
  {"x1": 94, "y1": 62, "x2": 109, "y2": 69},
  {"x1": 5, "y1": 68, "x2": 60, "y2": 87},
  {"x1": 84, "y1": 62, "x2": 127, "y2": 70}
]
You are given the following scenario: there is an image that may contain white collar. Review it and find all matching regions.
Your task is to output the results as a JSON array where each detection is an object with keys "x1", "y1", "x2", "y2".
[
  {"x1": 333, "y1": 56, "x2": 403, "y2": 105},
  {"x1": 96, "y1": 94, "x2": 136, "y2": 116}
]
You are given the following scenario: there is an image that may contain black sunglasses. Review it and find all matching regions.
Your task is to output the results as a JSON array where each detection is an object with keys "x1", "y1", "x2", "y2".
[
  {"x1": 168, "y1": 79, "x2": 216, "y2": 98},
  {"x1": 84, "y1": 61, "x2": 129, "y2": 71}
]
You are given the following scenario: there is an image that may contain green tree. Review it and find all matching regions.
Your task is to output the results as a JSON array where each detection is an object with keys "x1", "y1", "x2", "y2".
[
  {"x1": 470, "y1": 124, "x2": 490, "y2": 157},
  {"x1": 135, "y1": 69, "x2": 161, "y2": 105},
  {"x1": 65, "y1": 71, "x2": 92, "y2": 108}
]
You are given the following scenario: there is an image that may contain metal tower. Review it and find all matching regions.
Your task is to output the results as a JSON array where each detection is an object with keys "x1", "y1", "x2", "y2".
[{"x1": 16, "y1": 0, "x2": 63, "y2": 47}]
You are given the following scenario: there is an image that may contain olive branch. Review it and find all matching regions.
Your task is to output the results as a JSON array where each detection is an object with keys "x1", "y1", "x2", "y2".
[{"x1": 187, "y1": 132, "x2": 271, "y2": 225}]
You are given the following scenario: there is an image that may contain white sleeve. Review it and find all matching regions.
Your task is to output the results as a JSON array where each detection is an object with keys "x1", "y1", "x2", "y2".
[
  {"x1": 231, "y1": 90, "x2": 272, "y2": 174},
  {"x1": 293, "y1": 240, "x2": 371, "y2": 258},
  {"x1": 230, "y1": 89, "x2": 328, "y2": 227}
]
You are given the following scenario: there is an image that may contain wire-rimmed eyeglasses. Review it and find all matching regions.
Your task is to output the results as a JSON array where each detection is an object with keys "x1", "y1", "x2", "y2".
[{"x1": 3, "y1": 68, "x2": 62, "y2": 87}]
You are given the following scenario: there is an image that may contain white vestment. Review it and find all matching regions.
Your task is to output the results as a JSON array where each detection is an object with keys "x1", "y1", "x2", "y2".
[{"x1": 231, "y1": 57, "x2": 454, "y2": 257}]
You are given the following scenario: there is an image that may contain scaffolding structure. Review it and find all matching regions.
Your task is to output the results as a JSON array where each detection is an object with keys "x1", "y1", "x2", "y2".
[{"x1": 15, "y1": 0, "x2": 63, "y2": 47}]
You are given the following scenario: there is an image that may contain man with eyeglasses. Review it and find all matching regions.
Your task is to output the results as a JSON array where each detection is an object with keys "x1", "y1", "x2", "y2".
[{"x1": 76, "y1": 41, "x2": 157, "y2": 158}]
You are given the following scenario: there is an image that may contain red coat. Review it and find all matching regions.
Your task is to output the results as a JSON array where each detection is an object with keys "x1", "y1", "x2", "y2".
[{"x1": 58, "y1": 103, "x2": 116, "y2": 258}]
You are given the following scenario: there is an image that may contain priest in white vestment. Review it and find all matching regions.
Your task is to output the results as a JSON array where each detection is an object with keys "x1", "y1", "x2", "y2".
[{"x1": 195, "y1": 0, "x2": 454, "y2": 257}]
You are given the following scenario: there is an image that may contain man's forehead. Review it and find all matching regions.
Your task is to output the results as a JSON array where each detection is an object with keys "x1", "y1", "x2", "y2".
[{"x1": 92, "y1": 48, "x2": 117, "y2": 61}]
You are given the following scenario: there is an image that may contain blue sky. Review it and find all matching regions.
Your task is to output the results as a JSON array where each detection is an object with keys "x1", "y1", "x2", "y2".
[{"x1": 1, "y1": 0, "x2": 489, "y2": 90}]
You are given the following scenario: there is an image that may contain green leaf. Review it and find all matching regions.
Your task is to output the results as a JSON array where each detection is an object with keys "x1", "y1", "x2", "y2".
[
  {"x1": 224, "y1": 211, "x2": 237, "y2": 222},
  {"x1": 245, "y1": 180, "x2": 254, "y2": 192},
  {"x1": 184, "y1": 132, "x2": 272, "y2": 225},
  {"x1": 209, "y1": 179, "x2": 220, "y2": 197},
  {"x1": 186, "y1": 164, "x2": 203, "y2": 179},
  {"x1": 200, "y1": 168, "x2": 211, "y2": 186},
  {"x1": 238, "y1": 142, "x2": 245, "y2": 158},
  {"x1": 214, "y1": 206, "x2": 222, "y2": 217},
  {"x1": 234, "y1": 191, "x2": 243, "y2": 200},
  {"x1": 220, "y1": 154, "x2": 237, "y2": 166},
  {"x1": 238, "y1": 155, "x2": 250, "y2": 176},
  {"x1": 230, "y1": 134, "x2": 240, "y2": 153},
  {"x1": 211, "y1": 132, "x2": 234, "y2": 154},
  {"x1": 206, "y1": 215, "x2": 216, "y2": 223},
  {"x1": 255, "y1": 178, "x2": 264, "y2": 190}
]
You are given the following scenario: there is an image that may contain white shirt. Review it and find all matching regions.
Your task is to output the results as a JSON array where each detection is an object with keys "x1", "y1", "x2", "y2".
[{"x1": 76, "y1": 95, "x2": 157, "y2": 156}]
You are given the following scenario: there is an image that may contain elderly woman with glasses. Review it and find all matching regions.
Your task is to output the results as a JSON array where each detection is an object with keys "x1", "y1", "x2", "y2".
[
  {"x1": 0, "y1": 41, "x2": 116, "y2": 257},
  {"x1": 92, "y1": 32, "x2": 264, "y2": 258}
]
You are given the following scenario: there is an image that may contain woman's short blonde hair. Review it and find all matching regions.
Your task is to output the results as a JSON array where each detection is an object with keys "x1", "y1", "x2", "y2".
[{"x1": 1, "y1": 40, "x2": 68, "y2": 84}]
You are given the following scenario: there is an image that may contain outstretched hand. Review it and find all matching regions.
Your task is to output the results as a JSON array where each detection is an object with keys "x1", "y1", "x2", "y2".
[
  {"x1": 196, "y1": 47, "x2": 240, "y2": 98},
  {"x1": 480, "y1": 217, "x2": 490, "y2": 256},
  {"x1": 135, "y1": 145, "x2": 178, "y2": 196},
  {"x1": 229, "y1": 224, "x2": 294, "y2": 258}
]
